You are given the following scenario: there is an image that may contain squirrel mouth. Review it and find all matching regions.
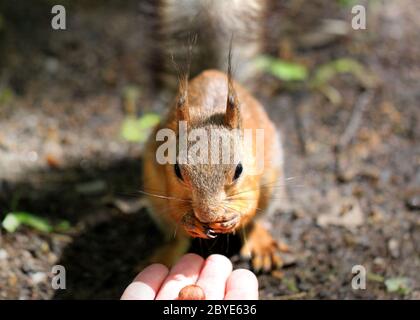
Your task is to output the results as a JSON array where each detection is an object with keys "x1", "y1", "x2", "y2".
[
  {"x1": 202, "y1": 214, "x2": 240, "y2": 237},
  {"x1": 208, "y1": 214, "x2": 240, "y2": 231},
  {"x1": 182, "y1": 212, "x2": 239, "y2": 239},
  {"x1": 181, "y1": 212, "x2": 218, "y2": 239}
]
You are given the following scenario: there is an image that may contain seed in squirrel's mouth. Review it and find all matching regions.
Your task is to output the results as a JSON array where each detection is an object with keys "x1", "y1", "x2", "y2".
[
  {"x1": 206, "y1": 229, "x2": 217, "y2": 239},
  {"x1": 178, "y1": 284, "x2": 206, "y2": 300}
]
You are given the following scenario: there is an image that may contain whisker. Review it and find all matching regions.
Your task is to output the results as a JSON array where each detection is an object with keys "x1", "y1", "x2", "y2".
[
  {"x1": 225, "y1": 194, "x2": 290, "y2": 202},
  {"x1": 226, "y1": 184, "x2": 305, "y2": 199},
  {"x1": 226, "y1": 181, "x2": 284, "y2": 198},
  {"x1": 222, "y1": 202, "x2": 263, "y2": 212},
  {"x1": 221, "y1": 204, "x2": 264, "y2": 221},
  {"x1": 173, "y1": 223, "x2": 179, "y2": 239},
  {"x1": 220, "y1": 204, "x2": 244, "y2": 216},
  {"x1": 136, "y1": 190, "x2": 192, "y2": 202}
]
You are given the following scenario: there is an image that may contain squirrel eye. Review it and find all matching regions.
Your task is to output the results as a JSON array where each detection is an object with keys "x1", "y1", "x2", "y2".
[
  {"x1": 174, "y1": 162, "x2": 183, "y2": 181},
  {"x1": 233, "y1": 162, "x2": 243, "y2": 181}
]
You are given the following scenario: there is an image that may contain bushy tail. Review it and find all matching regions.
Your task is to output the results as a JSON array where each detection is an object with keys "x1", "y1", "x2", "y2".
[{"x1": 148, "y1": 0, "x2": 267, "y2": 88}]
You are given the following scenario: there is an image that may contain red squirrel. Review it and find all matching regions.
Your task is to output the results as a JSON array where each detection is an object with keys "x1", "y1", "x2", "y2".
[{"x1": 142, "y1": 0, "x2": 286, "y2": 272}]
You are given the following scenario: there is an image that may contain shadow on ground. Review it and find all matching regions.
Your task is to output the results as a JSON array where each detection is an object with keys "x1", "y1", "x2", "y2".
[
  {"x1": 0, "y1": 157, "x2": 167, "y2": 299},
  {"x1": 53, "y1": 209, "x2": 161, "y2": 299}
]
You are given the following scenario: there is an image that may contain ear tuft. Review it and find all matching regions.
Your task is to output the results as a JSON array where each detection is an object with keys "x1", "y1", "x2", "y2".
[
  {"x1": 176, "y1": 76, "x2": 190, "y2": 122},
  {"x1": 225, "y1": 39, "x2": 240, "y2": 128}
]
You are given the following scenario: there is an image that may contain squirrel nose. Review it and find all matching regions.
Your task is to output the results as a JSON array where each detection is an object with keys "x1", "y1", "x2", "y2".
[
  {"x1": 193, "y1": 206, "x2": 225, "y2": 224},
  {"x1": 192, "y1": 191, "x2": 226, "y2": 223}
]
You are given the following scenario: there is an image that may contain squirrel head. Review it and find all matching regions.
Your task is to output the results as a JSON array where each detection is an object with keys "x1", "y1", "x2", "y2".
[{"x1": 169, "y1": 74, "x2": 258, "y2": 236}]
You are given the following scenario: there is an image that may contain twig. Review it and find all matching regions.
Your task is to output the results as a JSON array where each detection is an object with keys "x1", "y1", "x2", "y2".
[
  {"x1": 292, "y1": 97, "x2": 309, "y2": 156},
  {"x1": 334, "y1": 90, "x2": 374, "y2": 181},
  {"x1": 268, "y1": 292, "x2": 308, "y2": 300},
  {"x1": 337, "y1": 90, "x2": 374, "y2": 150}
]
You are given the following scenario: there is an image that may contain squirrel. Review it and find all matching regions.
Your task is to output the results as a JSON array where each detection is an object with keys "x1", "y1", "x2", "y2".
[{"x1": 142, "y1": 0, "x2": 287, "y2": 272}]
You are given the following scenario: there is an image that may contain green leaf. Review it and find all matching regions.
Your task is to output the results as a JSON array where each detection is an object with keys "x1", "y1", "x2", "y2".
[
  {"x1": 255, "y1": 56, "x2": 308, "y2": 81},
  {"x1": 282, "y1": 277, "x2": 299, "y2": 293},
  {"x1": 75, "y1": 180, "x2": 107, "y2": 194},
  {"x1": 121, "y1": 113, "x2": 161, "y2": 142},
  {"x1": 55, "y1": 220, "x2": 71, "y2": 232},
  {"x1": 311, "y1": 58, "x2": 376, "y2": 89},
  {"x1": 385, "y1": 277, "x2": 411, "y2": 295},
  {"x1": 337, "y1": 0, "x2": 358, "y2": 7},
  {"x1": 0, "y1": 87, "x2": 14, "y2": 105},
  {"x1": 137, "y1": 113, "x2": 161, "y2": 130},
  {"x1": 2, "y1": 214, "x2": 20, "y2": 233},
  {"x1": 121, "y1": 117, "x2": 142, "y2": 142},
  {"x1": 2, "y1": 212, "x2": 71, "y2": 233},
  {"x1": 367, "y1": 272, "x2": 385, "y2": 283},
  {"x1": 2, "y1": 212, "x2": 53, "y2": 233},
  {"x1": 122, "y1": 85, "x2": 141, "y2": 101}
]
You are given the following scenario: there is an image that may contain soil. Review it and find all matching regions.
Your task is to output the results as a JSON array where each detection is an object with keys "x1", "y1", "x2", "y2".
[{"x1": 0, "y1": 0, "x2": 418, "y2": 299}]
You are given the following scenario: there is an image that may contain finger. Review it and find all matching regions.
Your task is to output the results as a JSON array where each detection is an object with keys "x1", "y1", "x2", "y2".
[
  {"x1": 156, "y1": 253, "x2": 204, "y2": 300},
  {"x1": 121, "y1": 263, "x2": 169, "y2": 300},
  {"x1": 224, "y1": 269, "x2": 259, "y2": 300},
  {"x1": 196, "y1": 254, "x2": 233, "y2": 300}
]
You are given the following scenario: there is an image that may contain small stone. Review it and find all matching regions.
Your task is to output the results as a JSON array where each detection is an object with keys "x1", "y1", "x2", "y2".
[
  {"x1": 27, "y1": 151, "x2": 38, "y2": 163},
  {"x1": 8, "y1": 273, "x2": 18, "y2": 287},
  {"x1": 370, "y1": 205, "x2": 385, "y2": 223},
  {"x1": 31, "y1": 272, "x2": 47, "y2": 284},
  {"x1": 405, "y1": 195, "x2": 420, "y2": 211},
  {"x1": 47, "y1": 253, "x2": 58, "y2": 264},
  {"x1": 388, "y1": 238, "x2": 400, "y2": 258},
  {"x1": 0, "y1": 249, "x2": 8, "y2": 260},
  {"x1": 317, "y1": 197, "x2": 364, "y2": 229},
  {"x1": 373, "y1": 257, "x2": 386, "y2": 267},
  {"x1": 40, "y1": 241, "x2": 50, "y2": 253},
  {"x1": 281, "y1": 253, "x2": 297, "y2": 267},
  {"x1": 271, "y1": 270, "x2": 285, "y2": 280},
  {"x1": 45, "y1": 57, "x2": 59, "y2": 73},
  {"x1": 373, "y1": 257, "x2": 386, "y2": 273},
  {"x1": 46, "y1": 153, "x2": 61, "y2": 168}
]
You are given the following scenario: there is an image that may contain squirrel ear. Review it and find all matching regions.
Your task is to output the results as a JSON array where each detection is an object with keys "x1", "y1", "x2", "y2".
[
  {"x1": 225, "y1": 82, "x2": 240, "y2": 128},
  {"x1": 176, "y1": 77, "x2": 190, "y2": 122},
  {"x1": 225, "y1": 39, "x2": 240, "y2": 128}
]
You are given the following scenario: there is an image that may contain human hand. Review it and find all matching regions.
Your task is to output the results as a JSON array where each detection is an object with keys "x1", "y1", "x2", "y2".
[{"x1": 121, "y1": 253, "x2": 258, "y2": 300}]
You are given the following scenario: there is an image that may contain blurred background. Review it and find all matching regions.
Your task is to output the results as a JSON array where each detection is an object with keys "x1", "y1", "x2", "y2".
[{"x1": 0, "y1": 0, "x2": 418, "y2": 299}]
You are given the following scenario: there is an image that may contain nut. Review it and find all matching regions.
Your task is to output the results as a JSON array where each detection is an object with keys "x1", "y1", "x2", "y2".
[{"x1": 178, "y1": 284, "x2": 206, "y2": 300}]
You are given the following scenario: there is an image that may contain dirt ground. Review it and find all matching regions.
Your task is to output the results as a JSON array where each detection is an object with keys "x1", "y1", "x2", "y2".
[{"x1": 0, "y1": 0, "x2": 419, "y2": 299}]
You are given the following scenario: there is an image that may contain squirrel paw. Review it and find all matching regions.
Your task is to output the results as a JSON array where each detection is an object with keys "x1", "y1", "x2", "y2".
[{"x1": 240, "y1": 223, "x2": 288, "y2": 273}]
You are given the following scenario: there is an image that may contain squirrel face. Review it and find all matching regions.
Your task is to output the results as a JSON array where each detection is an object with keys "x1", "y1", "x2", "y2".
[
  {"x1": 175, "y1": 125, "x2": 245, "y2": 225},
  {"x1": 165, "y1": 75, "x2": 260, "y2": 238},
  {"x1": 172, "y1": 129, "x2": 259, "y2": 237}
]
